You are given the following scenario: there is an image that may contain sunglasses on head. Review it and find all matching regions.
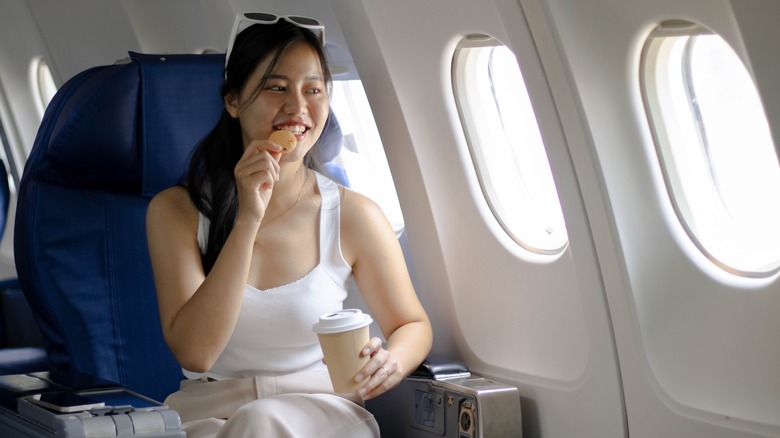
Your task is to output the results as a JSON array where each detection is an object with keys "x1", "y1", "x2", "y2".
[{"x1": 225, "y1": 12, "x2": 325, "y2": 71}]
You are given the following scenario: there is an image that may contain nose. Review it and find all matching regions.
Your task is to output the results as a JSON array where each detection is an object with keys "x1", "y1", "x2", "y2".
[{"x1": 283, "y1": 89, "x2": 308, "y2": 115}]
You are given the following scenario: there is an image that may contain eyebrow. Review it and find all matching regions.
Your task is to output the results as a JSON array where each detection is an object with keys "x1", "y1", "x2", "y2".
[{"x1": 266, "y1": 73, "x2": 324, "y2": 82}]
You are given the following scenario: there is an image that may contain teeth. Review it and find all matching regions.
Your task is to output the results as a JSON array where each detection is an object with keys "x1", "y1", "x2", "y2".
[{"x1": 278, "y1": 126, "x2": 305, "y2": 135}]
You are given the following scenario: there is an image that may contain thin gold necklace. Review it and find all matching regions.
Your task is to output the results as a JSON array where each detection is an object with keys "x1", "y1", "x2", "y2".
[{"x1": 254, "y1": 169, "x2": 308, "y2": 244}]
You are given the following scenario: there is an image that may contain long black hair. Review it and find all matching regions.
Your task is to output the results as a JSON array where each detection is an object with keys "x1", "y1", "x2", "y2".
[{"x1": 185, "y1": 21, "x2": 333, "y2": 273}]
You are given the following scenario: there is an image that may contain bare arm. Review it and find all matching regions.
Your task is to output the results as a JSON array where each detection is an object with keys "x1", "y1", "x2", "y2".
[
  {"x1": 340, "y1": 188, "x2": 433, "y2": 399},
  {"x1": 146, "y1": 187, "x2": 258, "y2": 372},
  {"x1": 146, "y1": 142, "x2": 281, "y2": 372}
]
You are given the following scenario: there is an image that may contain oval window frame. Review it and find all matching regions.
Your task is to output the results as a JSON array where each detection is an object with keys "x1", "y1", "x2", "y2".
[
  {"x1": 640, "y1": 20, "x2": 780, "y2": 276},
  {"x1": 452, "y1": 34, "x2": 568, "y2": 255}
]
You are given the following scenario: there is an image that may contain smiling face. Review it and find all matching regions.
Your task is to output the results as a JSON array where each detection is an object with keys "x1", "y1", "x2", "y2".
[{"x1": 225, "y1": 41, "x2": 330, "y2": 161}]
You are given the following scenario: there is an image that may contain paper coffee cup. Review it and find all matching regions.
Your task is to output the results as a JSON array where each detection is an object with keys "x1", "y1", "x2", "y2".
[{"x1": 312, "y1": 309, "x2": 373, "y2": 393}]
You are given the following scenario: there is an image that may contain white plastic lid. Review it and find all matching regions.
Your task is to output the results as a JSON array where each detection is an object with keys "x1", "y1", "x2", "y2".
[{"x1": 312, "y1": 309, "x2": 373, "y2": 334}]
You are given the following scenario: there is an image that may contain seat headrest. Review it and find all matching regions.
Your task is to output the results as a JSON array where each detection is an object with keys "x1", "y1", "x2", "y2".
[
  {"x1": 44, "y1": 52, "x2": 225, "y2": 196},
  {"x1": 46, "y1": 63, "x2": 142, "y2": 190},
  {"x1": 317, "y1": 112, "x2": 343, "y2": 163},
  {"x1": 133, "y1": 52, "x2": 226, "y2": 196}
]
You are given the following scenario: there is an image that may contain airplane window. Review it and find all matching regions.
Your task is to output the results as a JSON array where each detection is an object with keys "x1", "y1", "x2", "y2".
[
  {"x1": 329, "y1": 80, "x2": 405, "y2": 234},
  {"x1": 642, "y1": 21, "x2": 780, "y2": 275},
  {"x1": 453, "y1": 35, "x2": 568, "y2": 254},
  {"x1": 31, "y1": 57, "x2": 57, "y2": 117}
]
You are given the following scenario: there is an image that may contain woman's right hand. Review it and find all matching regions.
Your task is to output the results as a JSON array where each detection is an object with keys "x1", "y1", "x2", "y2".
[{"x1": 234, "y1": 140, "x2": 282, "y2": 224}]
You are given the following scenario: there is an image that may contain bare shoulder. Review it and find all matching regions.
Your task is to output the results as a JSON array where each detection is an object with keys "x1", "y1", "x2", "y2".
[
  {"x1": 148, "y1": 185, "x2": 194, "y2": 213},
  {"x1": 340, "y1": 186, "x2": 397, "y2": 263},
  {"x1": 340, "y1": 186, "x2": 390, "y2": 230},
  {"x1": 146, "y1": 185, "x2": 198, "y2": 231}
]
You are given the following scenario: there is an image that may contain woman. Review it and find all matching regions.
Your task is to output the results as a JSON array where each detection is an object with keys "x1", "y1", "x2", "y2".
[{"x1": 146, "y1": 13, "x2": 432, "y2": 437}]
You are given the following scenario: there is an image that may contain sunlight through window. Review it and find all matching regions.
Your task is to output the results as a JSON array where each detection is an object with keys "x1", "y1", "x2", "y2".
[
  {"x1": 642, "y1": 21, "x2": 780, "y2": 275},
  {"x1": 453, "y1": 35, "x2": 567, "y2": 254},
  {"x1": 30, "y1": 57, "x2": 57, "y2": 117},
  {"x1": 330, "y1": 80, "x2": 405, "y2": 234}
]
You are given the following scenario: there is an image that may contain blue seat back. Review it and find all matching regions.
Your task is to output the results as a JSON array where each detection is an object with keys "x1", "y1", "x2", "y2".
[{"x1": 14, "y1": 53, "x2": 226, "y2": 401}]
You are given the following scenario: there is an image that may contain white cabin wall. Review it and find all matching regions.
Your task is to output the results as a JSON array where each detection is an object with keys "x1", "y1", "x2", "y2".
[
  {"x1": 326, "y1": 0, "x2": 461, "y2": 357},
  {"x1": 25, "y1": 0, "x2": 140, "y2": 87},
  {"x1": 122, "y1": 0, "x2": 234, "y2": 55},
  {"x1": 1, "y1": 1, "x2": 141, "y2": 161},
  {"x1": 537, "y1": 0, "x2": 780, "y2": 436},
  {"x1": 332, "y1": 0, "x2": 626, "y2": 436},
  {"x1": 0, "y1": 0, "x2": 61, "y2": 279},
  {"x1": 0, "y1": 0, "x2": 56, "y2": 175}
]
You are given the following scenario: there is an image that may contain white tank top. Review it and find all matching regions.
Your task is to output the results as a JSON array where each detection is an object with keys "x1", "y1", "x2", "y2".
[{"x1": 183, "y1": 172, "x2": 351, "y2": 380}]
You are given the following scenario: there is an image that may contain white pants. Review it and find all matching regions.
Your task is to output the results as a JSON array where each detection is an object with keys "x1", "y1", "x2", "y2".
[{"x1": 164, "y1": 370, "x2": 380, "y2": 438}]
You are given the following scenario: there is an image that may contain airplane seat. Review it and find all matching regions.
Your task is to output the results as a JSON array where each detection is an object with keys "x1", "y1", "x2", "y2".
[
  {"x1": 0, "y1": 157, "x2": 50, "y2": 375},
  {"x1": 13, "y1": 51, "x2": 350, "y2": 403},
  {"x1": 316, "y1": 112, "x2": 350, "y2": 187},
  {"x1": 13, "y1": 52, "x2": 216, "y2": 402}
]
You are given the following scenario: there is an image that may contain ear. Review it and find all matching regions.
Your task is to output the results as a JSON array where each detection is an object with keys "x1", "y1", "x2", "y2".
[{"x1": 225, "y1": 92, "x2": 240, "y2": 118}]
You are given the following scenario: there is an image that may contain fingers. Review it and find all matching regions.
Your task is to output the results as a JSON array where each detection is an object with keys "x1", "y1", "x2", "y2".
[
  {"x1": 354, "y1": 338, "x2": 399, "y2": 400},
  {"x1": 235, "y1": 141, "x2": 281, "y2": 190},
  {"x1": 253, "y1": 141, "x2": 282, "y2": 188},
  {"x1": 233, "y1": 141, "x2": 284, "y2": 224},
  {"x1": 252, "y1": 139, "x2": 284, "y2": 164},
  {"x1": 249, "y1": 139, "x2": 283, "y2": 157},
  {"x1": 263, "y1": 140, "x2": 284, "y2": 163},
  {"x1": 359, "y1": 337, "x2": 383, "y2": 358}
]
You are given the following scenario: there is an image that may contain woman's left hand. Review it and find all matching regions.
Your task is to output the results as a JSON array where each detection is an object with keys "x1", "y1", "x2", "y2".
[{"x1": 354, "y1": 337, "x2": 400, "y2": 400}]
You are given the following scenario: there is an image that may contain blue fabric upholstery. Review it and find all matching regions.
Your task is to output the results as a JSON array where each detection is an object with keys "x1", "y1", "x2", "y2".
[
  {"x1": 14, "y1": 52, "x2": 225, "y2": 402},
  {"x1": 14, "y1": 53, "x2": 220, "y2": 402},
  {"x1": 14, "y1": 52, "x2": 348, "y2": 402}
]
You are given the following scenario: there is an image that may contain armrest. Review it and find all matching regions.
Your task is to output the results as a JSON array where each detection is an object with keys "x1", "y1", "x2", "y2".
[{"x1": 409, "y1": 356, "x2": 471, "y2": 380}]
